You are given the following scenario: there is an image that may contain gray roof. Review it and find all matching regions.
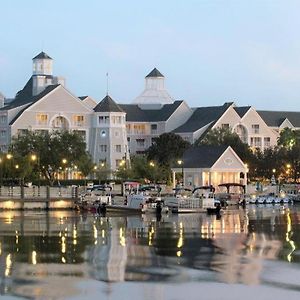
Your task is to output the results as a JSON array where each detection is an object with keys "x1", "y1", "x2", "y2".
[
  {"x1": 9, "y1": 85, "x2": 60, "y2": 125},
  {"x1": 173, "y1": 102, "x2": 233, "y2": 133},
  {"x1": 145, "y1": 68, "x2": 164, "y2": 78},
  {"x1": 119, "y1": 100, "x2": 183, "y2": 122},
  {"x1": 0, "y1": 75, "x2": 53, "y2": 111},
  {"x1": 94, "y1": 95, "x2": 124, "y2": 113},
  {"x1": 234, "y1": 106, "x2": 251, "y2": 117},
  {"x1": 79, "y1": 96, "x2": 88, "y2": 100},
  {"x1": 178, "y1": 145, "x2": 228, "y2": 168},
  {"x1": 32, "y1": 51, "x2": 52, "y2": 60},
  {"x1": 257, "y1": 110, "x2": 300, "y2": 127},
  {"x1": 0, "y1": 77, "x2": 34, "y2": 110}
]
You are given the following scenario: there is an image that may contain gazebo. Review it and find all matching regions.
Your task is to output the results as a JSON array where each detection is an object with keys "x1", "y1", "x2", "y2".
[{"x1": 171, "y1": 145, "x2": 248, "y2": 192}]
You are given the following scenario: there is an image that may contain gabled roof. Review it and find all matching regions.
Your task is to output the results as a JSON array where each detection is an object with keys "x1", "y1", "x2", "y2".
[
  {"x1": 32, "y1": 51, "x2": 52, "y2": 60},
  {"x1": 257, "y1": 110, "x2": 300, "y2": 127},
  {"x1": 145, "y1": 68, "x2": 164, "y2": 78},
  {"x1": 173, "y1": 102, "x2": 232, "y2": 133},
  {"x1": 119, "y1": 100, "x2": 183, "y2": 122},
  {"x1": 94, "y1": 95, "x2": 124, "y2": 113},
  {"x1": 234, "y1": 106, "x2": 251, "y2": 118},
  {"x1": 178, "y1": 145, "x2": 228, "y2": 168},
  {"x1": 0, "y1": 77, "x2": 33, "y2": 111},
  {"x1": 9, "y1": 84, "x2": 60, "y2": 125},
  {"x1": 78, "y1": 96, "x2": 88, "y2": 100}
]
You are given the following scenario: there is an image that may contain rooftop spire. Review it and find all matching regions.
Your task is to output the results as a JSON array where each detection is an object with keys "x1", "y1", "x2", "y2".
[
  {"x1": 32, "y1": 51, "x2": 52, "y2": 60},
  {"x1": 145, "y1": 68, "x2": 164, "y2": 78}
]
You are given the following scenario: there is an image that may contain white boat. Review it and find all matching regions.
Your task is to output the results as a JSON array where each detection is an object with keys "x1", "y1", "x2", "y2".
[
  {"x1": 164, "y1": 186, "x2": 220, "y2": 213},
  {"x1": 106, "y1": 187, "x2": 169, "y2": 214},
  {"x1": 75, "y1": 185, "x2": 113, "y2": 212},
  {"x1": 217, "y1": 183, "x2": 246, "y2": 205}
]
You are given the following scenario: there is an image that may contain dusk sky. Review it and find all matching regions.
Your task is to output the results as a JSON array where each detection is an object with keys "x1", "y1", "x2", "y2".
[{"x1": 1, "y1": 0, "x2": 300, "y2": 111}]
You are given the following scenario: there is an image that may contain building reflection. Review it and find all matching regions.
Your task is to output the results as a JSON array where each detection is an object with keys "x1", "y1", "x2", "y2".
[{"x1": 0, "y1": 206, "x2": 299, "y2": 299}]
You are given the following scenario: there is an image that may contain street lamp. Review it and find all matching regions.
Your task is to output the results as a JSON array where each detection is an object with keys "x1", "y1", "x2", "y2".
[
  {"x1": 62, "y1": 158, "x2": 67, "y2": 180},
  {"x1": 149, "y1": 161, "x2": 155, "y2": 183},
  {"x1": 177, "y1": 160, "x2": 184, "y2": 187}
]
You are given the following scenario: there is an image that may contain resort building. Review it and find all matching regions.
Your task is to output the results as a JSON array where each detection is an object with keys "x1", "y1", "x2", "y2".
[{"x1": 1, "y1": 51, "x2": 300, "y2": 172}]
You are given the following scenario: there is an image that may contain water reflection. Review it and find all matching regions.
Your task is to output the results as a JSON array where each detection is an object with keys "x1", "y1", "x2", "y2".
[{"x1": 0, "y1": 205, "x2": 299, "y2": 299}]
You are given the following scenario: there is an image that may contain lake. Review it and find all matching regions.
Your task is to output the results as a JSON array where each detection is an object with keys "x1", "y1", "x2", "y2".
[{"x1": 0, "y1": 204, "x2": 300, "y2": 300}]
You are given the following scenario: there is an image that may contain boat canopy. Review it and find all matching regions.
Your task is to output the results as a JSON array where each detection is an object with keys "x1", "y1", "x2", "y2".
[
  {"x1": 192, "y1": 185, "x2": 215, "y2": 194},
  {"x1": 218, "y1": 183, "x2": 246, "y2": 194}
]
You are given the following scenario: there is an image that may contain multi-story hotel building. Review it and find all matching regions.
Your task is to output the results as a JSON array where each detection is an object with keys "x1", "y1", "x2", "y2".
[{"x1": 1, "y1": 52, "x2": 299, "y2": 171}]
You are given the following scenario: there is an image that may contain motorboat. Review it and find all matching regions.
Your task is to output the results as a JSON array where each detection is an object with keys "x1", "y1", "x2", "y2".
[
  {"x1": 75, "y1": 185, "x2": 112, "y2": 212},
  {"x1": 105, "y1": 186, "x2": 169, "y2": 214},
  {"x1": 217, "y1": 183, "x2": 246, "y2": 206},
  {"x1": 164, "y1": 186, "x2": 220, "y2": 213}
]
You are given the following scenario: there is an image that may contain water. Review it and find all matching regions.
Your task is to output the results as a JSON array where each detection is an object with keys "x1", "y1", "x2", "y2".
[{"x1": 0, "y1": 205, "x2": 300, "y2": 300}]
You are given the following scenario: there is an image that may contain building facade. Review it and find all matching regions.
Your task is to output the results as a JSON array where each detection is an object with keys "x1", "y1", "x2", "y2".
[{"x1": 1, "y1": 52, "x2": 300, "y2": 172}]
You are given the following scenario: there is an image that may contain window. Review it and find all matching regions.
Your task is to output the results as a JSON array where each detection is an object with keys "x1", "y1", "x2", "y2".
[
  {"x1": 0, "y1": 115, "x2": 7, "y2": 124},
  {"x1": 100, "y1": 145, "x2": 107, "y2": 152},
  {"x1": 264, "y1": 137, "x2": 271, "y2": 148},
  {"x1": 136, "y1": 151, "x2": 145, "y2": 154},
  {"x1": 74, "y1": 115, "x2": 84, "y2": 126},
  {"x1": 136, "y1": 138, "x2": 145, "y2": 147},
  {"x1": 17, "y1": 129, "x2": 29, "y2": 136},
  {"x1": 127, "y1": 137, "x2": 130, "y2": 142},
  {"x1": 115, "y1": 145, "x2": 121, "y2": 152},
  {"x1": 151, "y1": 124, "x2": 157, "y2": 134},
  {"x1": 36, "y1": 113, "x2": 48, "y2": 125},
  {"x1": 116, "y1": 159, "x2": 124, "y2": 167},
  {"x1": 74, "y1": 130, "x2": 86, "y2": 141},
  {"x1": 35, "y1": 129, "x2": 48, "y2": 135},
  {"x1": 99, "y1": 116, "x2": 109, "y2": 124},
  {"x1": 114, "y1": 130, "x2": 120, "y2": 137},
  {"x1": 252, "y1": 124, "x2": 260, "y2": 134},
  {"x1": 0, "y1": 130, "x2": 6, "y2": 138},
  {"x1": 221, "y1": 123, "x2": 229, "y2": 129},
  {"x1": 134, "y1": 124, "x2": 146, "y2": 134},
  {"x1": 112, "y1": 116, "x2": 122, "y2": 124},
  {"x1": 250, "y1": 137, "x2": 261, "y2": 147}
]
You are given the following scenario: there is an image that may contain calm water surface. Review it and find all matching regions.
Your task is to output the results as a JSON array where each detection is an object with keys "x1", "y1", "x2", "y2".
[{"x1": 0, "y1": 205, "x2": 300, "y2": 300}]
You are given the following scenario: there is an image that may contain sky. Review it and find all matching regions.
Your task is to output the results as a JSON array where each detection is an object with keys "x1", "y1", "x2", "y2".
[{"x1": 1, "y1": 0, "x2": 300, "y2": 111}]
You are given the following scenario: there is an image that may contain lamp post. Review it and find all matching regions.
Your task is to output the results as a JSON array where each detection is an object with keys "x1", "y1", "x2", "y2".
[
  {"x1": 62, "y1": 158, "x2": 67, "y2": 180},
  {"x1": 177, "y1": 160, "x2": 184, "y2": 187},
  {"x1": 149, "y1": 161, "x2": 155, "y2": 184}
]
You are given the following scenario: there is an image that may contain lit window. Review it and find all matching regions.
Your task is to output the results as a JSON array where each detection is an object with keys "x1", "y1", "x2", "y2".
[
  {"x1": 73, "y1": 115, "x2": 84, "y2": 126},
  {"x1": 36, "y1": 114, "x2": 48, "y2": 125},
  {"x1": 101, "y1": 130, "x2": 106, "y2": 137}
]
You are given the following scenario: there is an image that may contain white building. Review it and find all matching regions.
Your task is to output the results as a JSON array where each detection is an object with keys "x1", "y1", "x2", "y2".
[{"x1": 1, "y1": 51, "x2": 300, "y2": 173}]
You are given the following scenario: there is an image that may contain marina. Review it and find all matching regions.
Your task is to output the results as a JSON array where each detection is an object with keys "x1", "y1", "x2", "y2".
[{"x1": 0, "y1": 205, "x2": 300, "y2": 299}]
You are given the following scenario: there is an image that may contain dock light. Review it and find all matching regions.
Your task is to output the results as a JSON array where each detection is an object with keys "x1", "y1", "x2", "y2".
[
  {"x1": 6, "y1": 154, "x2": 12, "y2": 160},
  {"x1": 31, "y1": 154, "x2": 37, "y2": 161},
  {"x1": 62, "y1": 158, "x2": 67, "y2": 164},
  {"x1": 272, "y1": 168, "x2": 276, "y2": 173}
]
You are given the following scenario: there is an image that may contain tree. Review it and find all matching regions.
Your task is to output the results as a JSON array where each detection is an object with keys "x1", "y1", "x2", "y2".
[
  {"x1": 195, "y1": 127, "x2": 254, "y2": 163},
  {"x1": 277, "y1": 128, "x2": 300, "y2": 182},
  {"x1": 277, "y1": 127, "x2": 300, "y2": 149},
  {"x1": 10, "y1": 130, "x2": 91, "y2": 185},
  {"x1": 147, "y1": 133, "x2": 191, "y2": 167}
]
